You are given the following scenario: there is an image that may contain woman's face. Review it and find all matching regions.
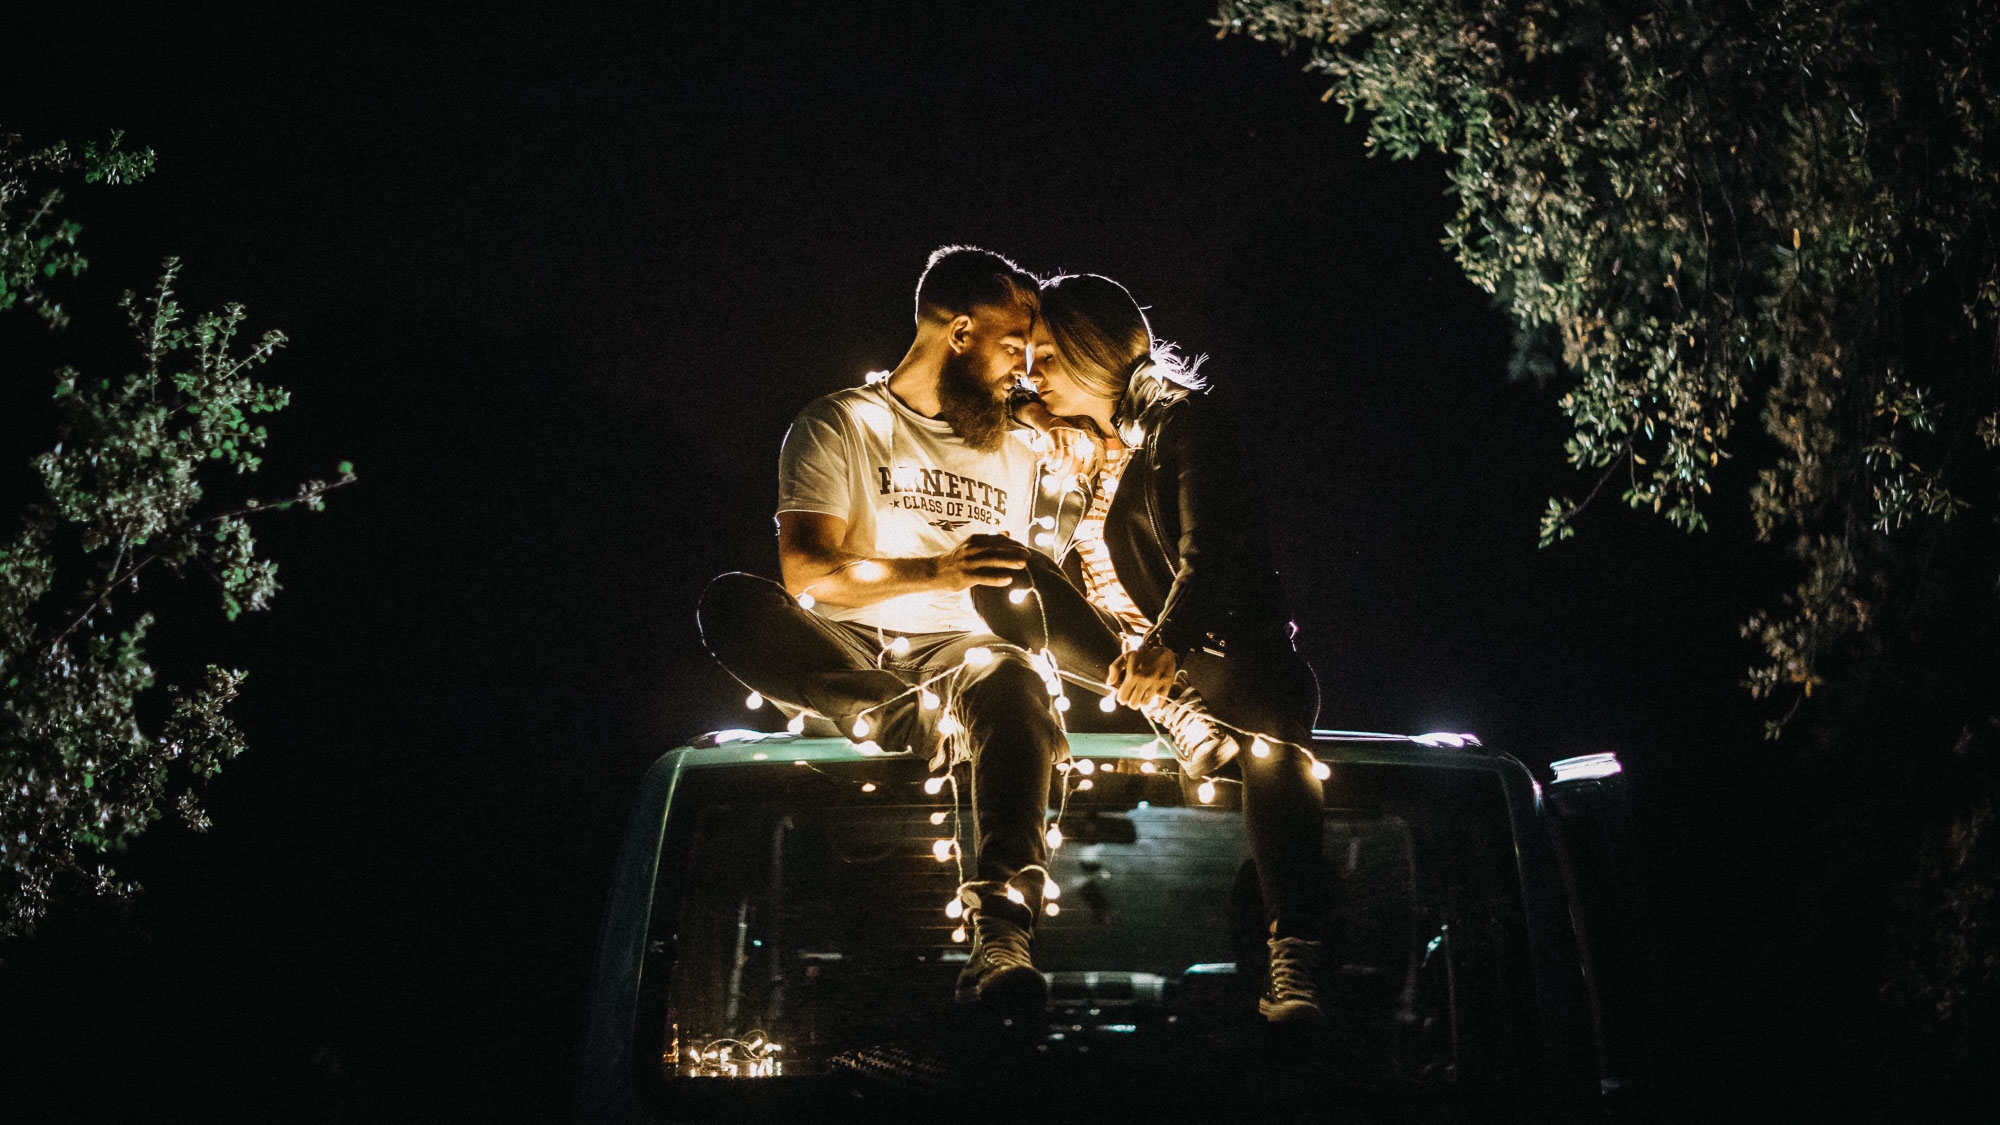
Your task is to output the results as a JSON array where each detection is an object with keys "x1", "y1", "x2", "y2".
[{"x1": 1029, "y1": 324, "x2": 1114, "y2": 419}]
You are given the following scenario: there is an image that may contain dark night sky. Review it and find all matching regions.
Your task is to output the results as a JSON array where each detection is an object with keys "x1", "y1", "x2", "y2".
[{"x1": 3, "y1": 1, "x2": 1788, "y2": 1118}]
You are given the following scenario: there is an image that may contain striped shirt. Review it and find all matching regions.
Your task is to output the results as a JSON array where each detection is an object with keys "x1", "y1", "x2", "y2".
[{"x1": 1071, "y1": 443, "x2": 1152, "y2": 638}]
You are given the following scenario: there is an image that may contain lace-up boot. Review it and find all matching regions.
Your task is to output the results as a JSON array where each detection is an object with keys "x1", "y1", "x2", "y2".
[
  {"x1": 1259, "y1": 935, "x2": 1327, "y2": 1024},
  {"x1": 952, "y1": 875, "x2": 1047, "y2": 1017},
  {"x1": 1142, "y1": 682, "x2": 1240, "y2": 779}
]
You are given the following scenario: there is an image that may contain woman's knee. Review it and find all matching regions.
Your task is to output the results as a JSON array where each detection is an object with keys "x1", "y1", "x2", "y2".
[
  {"x1": 958, "y1": 649, "x2": 1054, "y2": 710},
  {"x1": 1236, "y1": 738, "x2": 1320, "y2": 788},
  {"x1": 967, "y1": 584, "x2": 1030, "y2": 643}
]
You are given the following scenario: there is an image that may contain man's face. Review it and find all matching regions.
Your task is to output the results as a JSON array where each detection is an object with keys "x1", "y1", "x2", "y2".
[
  {"x1": 961, "y1": 301, "x2": 1032, "y2": 394},
  {"x1": 936, "y1": 301, "x2": 1031, "y2": 452}
]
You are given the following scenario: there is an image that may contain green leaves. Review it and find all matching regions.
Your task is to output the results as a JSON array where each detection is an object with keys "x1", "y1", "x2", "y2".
[
  {"x1": 1219, "y1": 0, "x2": 2000, "y2": 731},
  {"x1": 0, "y1": 130, "x2": 152, "y2": 329},
  {"x1": 1, "y1": 130, "x2": 353, "y2": 937}
]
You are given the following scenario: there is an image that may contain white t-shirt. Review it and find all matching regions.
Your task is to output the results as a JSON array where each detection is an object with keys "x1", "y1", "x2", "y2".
[{"x1": 777, "y1": 376, "x2": 1041, "y2": 633}]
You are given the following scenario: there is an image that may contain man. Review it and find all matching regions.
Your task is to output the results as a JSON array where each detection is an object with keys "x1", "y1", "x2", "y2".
[{"x1": 697, "y1": 246, "x2": 1063, "y2": 1016}]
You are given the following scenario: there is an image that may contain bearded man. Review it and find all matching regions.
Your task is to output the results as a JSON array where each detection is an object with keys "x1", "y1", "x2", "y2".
[{"x1": 698, "y1": 245, "x2": 1066, "y2": 1016}]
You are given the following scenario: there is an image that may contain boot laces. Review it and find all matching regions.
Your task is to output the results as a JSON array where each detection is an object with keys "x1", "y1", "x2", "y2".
[
  {"x1": 1144, "y1": 686, "x2": 1233, "y2": 762},
  {"x1": 973, "y1": 915, "x2": 1033, "y2": 972},
  {"x1": 1266, "y1": 936, "x2": 1322, "y2": 1001}
]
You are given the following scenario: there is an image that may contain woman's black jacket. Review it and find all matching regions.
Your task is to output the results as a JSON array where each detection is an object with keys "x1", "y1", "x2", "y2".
[{"x1": 1052, "y1": 391, "x2": 1297, "y2": 659}]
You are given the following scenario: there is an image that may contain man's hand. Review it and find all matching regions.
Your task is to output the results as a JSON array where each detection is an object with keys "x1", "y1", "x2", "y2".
[
  {"x1": 1106, "y1": 642, "x2": 1177, "y2": 710},
  {"x1": 933, "y1": 533, "x2": 1030, "y2": 591}
]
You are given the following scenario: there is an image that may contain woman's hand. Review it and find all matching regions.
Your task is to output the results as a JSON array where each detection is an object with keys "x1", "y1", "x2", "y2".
[
  {"x1": 1106, "y1": 642, "x2": 1177, "y2": 710},
  {"x1": 1018, "y1": 397, "x2": 1104, "y2": 480},
  {"x1": 1039, "y1": 416, "x2": 1103, "y2": 481}
]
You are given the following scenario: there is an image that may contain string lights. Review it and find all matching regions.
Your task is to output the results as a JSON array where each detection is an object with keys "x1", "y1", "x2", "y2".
[
  {"x1": 732, "y1": 530, "x2": 1347, "y2": 974},
  {"x1": 686, "y1": 458, "x2": 1378, "y2": 1070},
  {"x1": 685, "y1": 1032, "x2": 783, "y2": 1078}
]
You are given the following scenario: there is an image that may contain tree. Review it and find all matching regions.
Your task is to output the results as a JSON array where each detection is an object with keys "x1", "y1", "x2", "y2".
[
  {"x1": 1217, "y1": 0, "x2": 1997, "y2": 1097},
  {"x1": 0, "y1": 131, "x2": 353, "y2": 937}
]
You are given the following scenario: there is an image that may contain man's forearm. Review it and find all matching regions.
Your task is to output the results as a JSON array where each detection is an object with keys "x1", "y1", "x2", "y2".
[{"x1": 781, "y1": 550, "x2": 941, "y2": 609}]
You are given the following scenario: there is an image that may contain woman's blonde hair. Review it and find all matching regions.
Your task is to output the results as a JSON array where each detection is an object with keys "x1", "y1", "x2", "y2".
[{"x1": 1037, "y1": 273, "x2": 1204, "y2": 432}]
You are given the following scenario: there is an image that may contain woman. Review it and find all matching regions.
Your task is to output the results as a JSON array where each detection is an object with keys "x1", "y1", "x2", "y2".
[{"x1": 974, "y1": 272, "x2": 1330, "y2": 1024}]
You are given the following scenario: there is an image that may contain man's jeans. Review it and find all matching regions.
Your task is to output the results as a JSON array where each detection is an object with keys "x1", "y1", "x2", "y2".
[{"x1": 697, "y1": 572, "x2": 1063, "y2": 894}]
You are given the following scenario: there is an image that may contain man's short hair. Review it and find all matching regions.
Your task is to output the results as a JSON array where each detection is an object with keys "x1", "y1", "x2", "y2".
[{"x1": 914, "y1": 245, "x2": 1039, "y2": 325}]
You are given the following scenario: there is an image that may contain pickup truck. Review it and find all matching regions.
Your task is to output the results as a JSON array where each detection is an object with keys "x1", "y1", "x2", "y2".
[{"x1": 579, "y1": 730, "x2": 1636, "y2": 1121}]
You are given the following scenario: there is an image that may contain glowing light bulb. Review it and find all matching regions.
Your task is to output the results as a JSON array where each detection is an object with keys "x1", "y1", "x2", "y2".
[
  {"x1": 930, "y1": 811, "x2": 948, "y2": 825},
  {"x1": 1311, "y1": 760, "x2": 1331, "y2": 781},
  {"x1": 1045, "y1": 902, "x2": 1060, "y2": 917},
  {"x1": 951, "y1": 925, "x2": 967, "y2": 943},
  {"x1": 1034, "y1": 515, "x2": 1055, "y2": 529},
  {"x1": 1077, "y1": 777, "x2": 1093, "y2": 790},
  {"x1": 932, "y1": 839, "x2": 955, "y2": 862},
  {"x1": 851, "y1": 716, "x2": 871, "y2": 738},
  {"x1": 794, "y1": 759, "x2": 808, "y2": 767},
  {"x1": 887, "y1": 635, "x2": 911, "y2": 656},
  {"x1": 923, "y1": 776, "x2": 946, "y2": 795},
  {"x1": 1044, "y1": 677, "x2": 1062, "y2": 697},
  {"x1": 936, "y1": 715, "x2": 960, "y2": 736},
  {"x1": 1044, "y1": 878, "x2": 1060, "y2": 900},
  {"x1": 745, "y1": 691, "x2": 763, "y2": 710},
  {"x1": 1075, "y1": 759, "x2": 1095, "y2": 776},
  {"x1": 856, "y1": 740, "x2": 882, "y2": 755},
  {"x1": 1198, "y1": 781, "x2": 1216, "y2": 804},
  {"x1": 1008, "y1": 587, "x2": 1031, "y2": 605},
  {"x1": 963, "y1": 646, "x2": 993, "y2": 668},
  {"x1": 1098, "y1": 693, "x2": 1118, "y2": 713},
  {"x1": 1005, "y1": 886, "x2": 1025, "y2": 905},
  {"x1": 1140, "y1": 761, "x2": 1157, "y2": 773},
  {"x1": 797, "y1": 592, "x2": 816, "y2": 610},
  {"x1": 1054, "y1": 695, "x2": 1070, "y2": 712},
  {"x1": 1033, "y1": 531, "x2": 1053, "y2": 547},
  {"x1": 1250, "y1": 737, "x2": 1271, "y2": 758},
  {"x1": 852, "y1": 560, "x2": 886, "y2": 582},
  {"x1": 786, "y1": 713, "x2": 806, "y2": 734},
  {"x1": 919, "y1": 689, "x2": 940, "y2": 710},
  {"x1": 946, "y1": 898, "x2": 963, "y2": 919},
  {"x1": 1045, "y1": 825, "x2": 1063, "y2": 848},
  {"x1": 860, "y1": 782, "x2": 877, "y2": 793}
]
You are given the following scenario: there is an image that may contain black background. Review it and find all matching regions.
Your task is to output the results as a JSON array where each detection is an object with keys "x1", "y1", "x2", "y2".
[{"x1": 2, "y1": 2, "x2": 1790, "y2": 1118}]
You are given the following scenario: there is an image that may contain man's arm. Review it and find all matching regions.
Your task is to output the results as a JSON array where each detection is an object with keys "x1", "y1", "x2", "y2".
[{"x1": 777, "y1": 511, "x2": 1029, "y2": 608}]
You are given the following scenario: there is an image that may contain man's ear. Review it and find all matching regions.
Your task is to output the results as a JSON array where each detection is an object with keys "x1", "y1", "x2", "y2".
[{"x1": 945, "y1": 313, "x2": 975, "y2": 354}]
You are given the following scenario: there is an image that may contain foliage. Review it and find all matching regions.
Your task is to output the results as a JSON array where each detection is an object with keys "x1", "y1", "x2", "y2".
[
  {"x1": 1213, "y1": 0, "x2": 1998, "y2": 728},
  {"x1": 0, "y1": 132, "x2": 354, "y2": 937},
  {"x1": 1216, "y1": 0, "x2": 2000, "y2": 1092}
]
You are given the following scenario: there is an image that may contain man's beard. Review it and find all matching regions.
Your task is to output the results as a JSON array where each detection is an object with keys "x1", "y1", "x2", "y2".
[{"x1": 935, "y1": 348, "x2": 1009, "y2": 452}]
